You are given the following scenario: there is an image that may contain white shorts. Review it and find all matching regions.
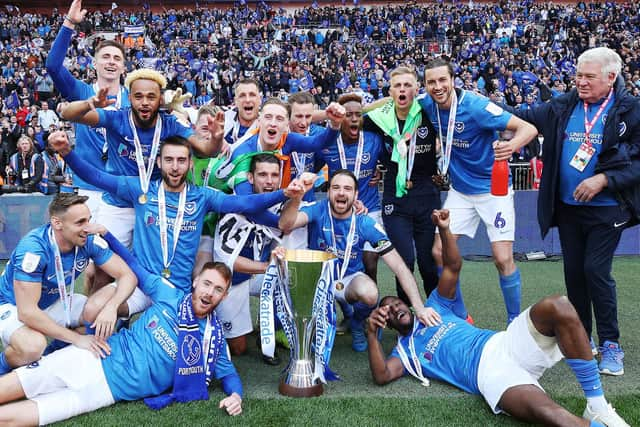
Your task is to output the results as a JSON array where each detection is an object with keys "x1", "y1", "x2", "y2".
[
  {"x1": 125, "y1": 286, "x2": 153, "y2": 317},
  {"x1": 363, "y1": 210, "x2": 383, "y2": 251},
  {"x1": 476, "y1": 307, "x2": 563, "y2": 414},
  {"x1": 94, "y1": 201, "x2": 135, "y2": 248},
  {"x1": 333, "y1": 271, "x2": 367, "y2": 303},
  {"x1": 0, "y1": 295, "x2": 87, "y2": 347},
  {"x1": 77, "y1": 189, "x2": 103, "y2": 222},
  {"x1": 215, "y1": 275, "x2": 263, "y2": 339},
  {"x1": 442, "y1": 186, "x2": 515, "y2": 242},
  {"x1": 16, "y1": 345, "x2": 115, "y2": 425}
]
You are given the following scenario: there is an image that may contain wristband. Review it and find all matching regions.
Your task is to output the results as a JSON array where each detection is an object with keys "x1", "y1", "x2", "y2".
[{"x1": 64, "y1": 15, "x2": 80, "y2": 25}]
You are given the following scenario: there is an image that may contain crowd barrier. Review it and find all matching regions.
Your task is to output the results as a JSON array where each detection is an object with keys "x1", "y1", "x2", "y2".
[{"x1": 0, "y1": 191, "x2": 638, "y2": 260}]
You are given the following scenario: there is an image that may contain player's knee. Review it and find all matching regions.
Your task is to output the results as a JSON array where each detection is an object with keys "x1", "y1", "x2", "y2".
[
  {"x1": 493, "y1": 253, "x2": 515, "y2": 275},
  {"x1": 542, "y1": 295, "x2": 578, "y2": 323},
  {"x1": 82, "y1": 288, "x2": 116, "y2": 323},
  {"x1": 12, "y1": 332, "x2": 47, "y2": 362}
]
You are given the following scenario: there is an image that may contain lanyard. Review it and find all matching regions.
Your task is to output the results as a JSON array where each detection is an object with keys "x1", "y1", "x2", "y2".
[
  {"x1": 328, "y1": 202, "x2": 356, "y2": 282},
  {"x1": 337, "y1": 130, "x2": 364, "y2": 180},
  {"x1": 158, "y1": 183, "x2": 187, "y2": 273},
  {"x1": 203, "y1": 313, "x2": 212, "y2": 372},
  {"x1": 48, "y1": 225, "x2": 77, "y2": 327},
  {"x1": 129, "y1": 112, "x2": 162, "y2": 196},
  {"x1": 583, "y1": 88, "x2": 613, "y2": 146},
  {"x1": 436, "y1": 89, "x2": 458, "y2": 175},
  {"x1": 395, "y1": 319, "x2": 430, "y2": 387}
]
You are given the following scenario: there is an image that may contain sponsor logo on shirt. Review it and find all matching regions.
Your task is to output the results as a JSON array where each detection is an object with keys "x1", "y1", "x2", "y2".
[
  {"x1": 147, "y1": 315, "x2": 159, "y2": 329},
  {"x1": 117, "y1": 143, "x2": 130, "y2": 158}
]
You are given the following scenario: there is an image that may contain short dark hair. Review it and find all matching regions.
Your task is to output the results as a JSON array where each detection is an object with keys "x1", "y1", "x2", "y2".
[
  {"x1": 95, "y1": 40, "x2": 126, "y2": 59},
  {"x1": 199, "y1": 261, "x2": 232, "y2": 287},
  {"x1": 379, "y1": 295, "x2": 397, "y2": 307},
  {"x1": 234, "y1": 78, "x2": 261, "y2": 95},
  {"x1": 250, "y1": 152, "x2": 280, "y2": 173},
  {"x1": 425, "y1": 57, "x2": 455, "y2": 78},
  {"x1": 288, "y1": 91, "x2": 315, "y2": 107},
  {"x1": 329, "y1": 169, "x2": 358, "y2": 187},
  {"x1": 48, "y1": 193, "x2": 89, "y2": 218},
  {"x1": 159, "y1": 135, "x2": 192, "y2": 157}
]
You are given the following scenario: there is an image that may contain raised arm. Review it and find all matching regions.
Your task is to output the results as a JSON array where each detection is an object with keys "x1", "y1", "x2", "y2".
[
  {"x1": 48, "y1": 130, "x2": 119, "y2": 194},
  {"x1": 60, "y1": 88, "x2": 114, "y2": 127},
  {"x1": 277, "y1": 173, "x2": 316, "y2": 233},
  {"x1": 187, "y1": 109, "x2": 227, "y2": 157},
  {"x1": 433, "y1": 209, "x2": 462, "y2": 299},
  {"x1": 45, "y1": 0, "x2": 88, "y2": 99}
]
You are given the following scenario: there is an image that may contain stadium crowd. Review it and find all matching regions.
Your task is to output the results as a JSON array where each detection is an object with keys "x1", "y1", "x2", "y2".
[
  {"x1": 0, "y1": 0, "x2": 637, "y2": 425},
  {"x1": 2, "y1": 0, "x2": 640, "y2": 186}
]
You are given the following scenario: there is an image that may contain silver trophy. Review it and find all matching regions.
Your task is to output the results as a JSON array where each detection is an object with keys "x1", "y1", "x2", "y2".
[{"x1": 261, "y1": 249, "x2": 335, "y2": 397}]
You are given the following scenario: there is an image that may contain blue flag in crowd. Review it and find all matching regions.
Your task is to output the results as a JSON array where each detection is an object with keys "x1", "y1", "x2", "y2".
[
  {"x1": 300, "y1": 70, "x2": 314, "y2": 91},
  {"x1": 5, "y1": 91, "x2": 19, "y2": 110},
  {"x1": 336, "y1": 74, "x2": 350, "y2": 90}
]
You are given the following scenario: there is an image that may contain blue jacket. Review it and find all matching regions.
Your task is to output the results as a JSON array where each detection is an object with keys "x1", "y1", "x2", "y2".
[{"x1": 515, "y1": 77, "x2": 640, "y2": 237}]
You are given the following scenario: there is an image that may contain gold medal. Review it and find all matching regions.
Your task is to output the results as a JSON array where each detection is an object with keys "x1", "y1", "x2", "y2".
[
  {"x1": 138, "y1": 193, "x2": 148, "y2": 204},
  {"x1": 405, "y1": 180, "x2": 413, "y2": 190},
  {"x1": 162, "y1": 268, "x2": 171, "y2": 278},
  {"x1": 335, "y1": 281, "x2": 344, "y2": 291}
]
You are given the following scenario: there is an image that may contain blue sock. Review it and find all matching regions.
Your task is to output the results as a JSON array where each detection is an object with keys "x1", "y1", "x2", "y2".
[
  {"x1": 84, "y1": 320, "x2": 96, "y2": 335},
  {"x1": 352, "y1": 301, "x2": 375, "y2": 323},
  {"x1": 566, "y1": 358, "x2": 604, "y2": 398},
  {"x1": 499, "y1": 268, "x2": 521, "y2": 323},
  {"x1": 437, "y1": 266, "x2": 467, "y2": 318},
  {"x1": 591, "y1": 421, "x2": 605, "y2": 427},
  {"x1": 0, "y1": 352, "x2": 11, "y2": 375},
  {"x1": 338, "y1": 299, "x2": 353, "y2": 318}
]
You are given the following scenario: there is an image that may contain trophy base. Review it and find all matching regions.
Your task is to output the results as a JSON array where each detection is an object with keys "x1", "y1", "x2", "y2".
[
  {"x1": 278, "y1": 380, "x2": 323, "y2": 398},
  {"x1": 278, "y1": 359, "x2": 324, "y2": 398}
]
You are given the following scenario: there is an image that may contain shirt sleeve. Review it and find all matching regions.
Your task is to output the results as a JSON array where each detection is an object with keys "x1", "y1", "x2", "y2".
[
  {"x1": 45, "y1": 26, "x2": 86, "y2": 100},
  {"x1": 12, "y1": 240, "x2": 47, "y2": 283},
  {"x1": 86, "y1": 234, "x2": 114, "y2": 267},
  {"x1": 215, "y1": 344, "x2": 243, "y2": 397},
  {"x1": 64, "y1": 150, "x2": 131, "y2": 198},
  {"x1": 284, "y1": 126, "x2": 339, "y2": 154},
  {"x1": 205, "y1": 188, "x2": 287, "y2": 216},
  {"x1": 473, "y1": 98, "x2": 512, "y2": 132},
  {"x1": 359, "y1": 215, "x2": 394, "y2": 255}
]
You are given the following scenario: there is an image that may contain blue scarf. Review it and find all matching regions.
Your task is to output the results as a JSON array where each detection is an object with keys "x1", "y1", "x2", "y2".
[{"x1": 144, "y1": 293, "x2": 225, "y2": 410}]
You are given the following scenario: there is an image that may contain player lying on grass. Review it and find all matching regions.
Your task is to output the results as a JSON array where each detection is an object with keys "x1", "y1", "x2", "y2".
[
  {"x1": 366, "y1": 209, "x2": 629, "y2": 427},
  {"x1": 0, "y1": 224, "x2": 243, "y2": 426}
]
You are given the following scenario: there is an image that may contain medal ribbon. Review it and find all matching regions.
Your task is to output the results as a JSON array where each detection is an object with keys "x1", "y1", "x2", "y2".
[
  {"x1": 583, "y1": 88, "x2": 613, "y2": 146},
  {"x1": 395, "y1": 319, "x2": 430, "y2": 387},
  {"x1": 48, "y1": 225, "x2": 77, "y2": 327},
  {"x1": 328, "y1": 202, "x2": 356, "y2": 283},
  {"x1": 436, "y1": 88, "x2": 458, "y2": 175},
  {"x1": 129, "y1": 112, "x2": 162, "y2": 196},
  {"x1": 337, "y1": 130, "x2": 364, "y2": 180},
  {"x1": 158, "y1": 183, "x2": 187, "y2": 275}
]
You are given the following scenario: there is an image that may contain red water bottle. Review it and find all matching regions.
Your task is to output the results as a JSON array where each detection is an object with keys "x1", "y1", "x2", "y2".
[{"x1": 491, "y1": 159, "x2": 509, "y2": 196}]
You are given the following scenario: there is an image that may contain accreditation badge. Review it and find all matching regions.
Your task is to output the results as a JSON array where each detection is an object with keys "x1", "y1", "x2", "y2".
[{"x1": 569, "y1": 142, "x2": 595, "y2": 172}]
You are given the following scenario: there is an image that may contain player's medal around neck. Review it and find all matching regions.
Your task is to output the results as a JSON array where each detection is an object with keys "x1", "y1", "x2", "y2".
[
  {"x1": 328, "y1": 202, "x2": 356, "y2": 291},
  {"x1": 129, "y1": 112, "x2": 162, "y2": 205},
  {"x1": 337, "y1": 130, "x2": 364, "y2": 180},
  {"x1": 435, "y1": 88, "x2": 457, "y2": 190},
  {"x1": 158, "y1": 182, "x2": 187, "y2": 280},
  {"x1": 48, "y1": 225, "x2": 78, "y2": 327}
]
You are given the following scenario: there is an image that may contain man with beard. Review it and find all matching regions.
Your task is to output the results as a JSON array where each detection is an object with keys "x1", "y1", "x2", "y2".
[
  {"x1": 223, "y1": 78, "x2": 262, "y2": 146},
  {"x1": 60, "y1": 69, "x2": 224, "y2": 252},
  {"x1": 213, "y1": 154, "x2": 286, "y2": 360},
  {"x1": 0, "y1": 235, "x2": 244, "y2": 425},
  {"x1": 48, "y1": 131, "x2": 303, "y2": 319},
  {"x1": 279, "y1": 170, "x2": 440, "y2": 352},
  {"x1": 419, "y1": 57, "x2": 538, "y2": 326},
  {"x1": 367, "y1": 209, "x2": 630, "y2": 427},
  {"x1": 0, "y1": 193, "x2": 137, "y2": 373},
  {"x1": 317, "y1": 93, "x2": 384, "y2": 282}
]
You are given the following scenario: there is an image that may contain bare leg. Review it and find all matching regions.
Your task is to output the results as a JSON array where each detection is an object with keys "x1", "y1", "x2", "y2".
[
  {"x1": 227, "y1": 335, "x2": 247, "y2": 356},
  {"x1": 82, "y1": 284, "x2": 130, "y2": 323},
  {"x1": 363, "y1": 251, "x2": 378, "y2": 283},
  {"x1": 4, "y1": 327, "x2": 47, "y2": 369},
  {"x1": 0, "y1": 400, "x2": 40, "y2": 426},
  {"x1": 0, "y1": 372, "x2": 26, "y2": 404},
  {"x1": 499, "y1": 384, "x2": 589, "y2": 426},
  {"x1": 490, "y1": 240, "x2": 516, "y2": 276},
  {"x1": 529, "y1": 295, "x2": 593, "y2": 360}
]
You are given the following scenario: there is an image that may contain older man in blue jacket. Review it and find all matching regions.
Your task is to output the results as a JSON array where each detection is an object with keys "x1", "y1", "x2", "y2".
[{"x1": 515, "y1": 47, "x2": 640, "y2": 377}]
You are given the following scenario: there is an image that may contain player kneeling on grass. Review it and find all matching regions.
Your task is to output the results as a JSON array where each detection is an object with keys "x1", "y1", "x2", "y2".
[
  {"x1": 0, "y1": 225, "x2": 243, "y2": 426},
  {"x1": 366, "y1": 209, "x2": 630, "y2": 427}
]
